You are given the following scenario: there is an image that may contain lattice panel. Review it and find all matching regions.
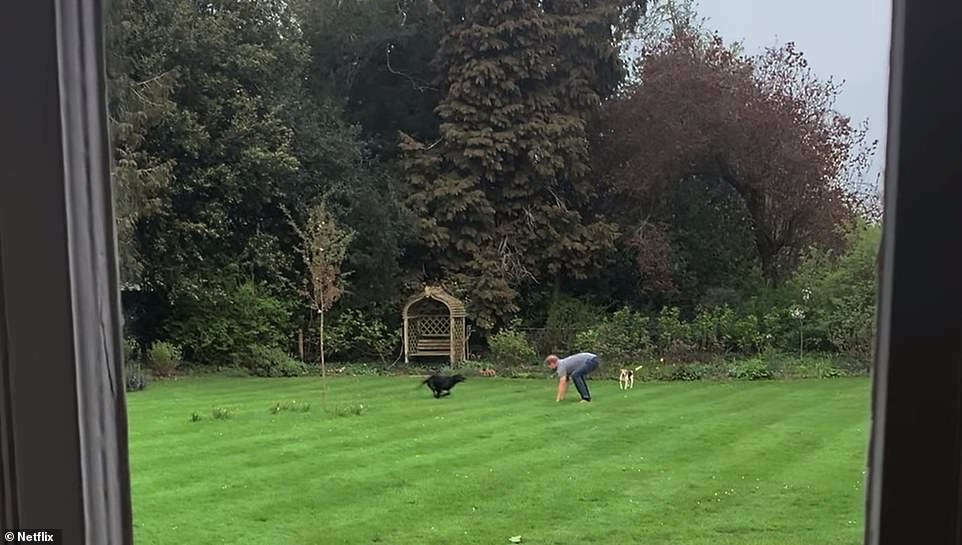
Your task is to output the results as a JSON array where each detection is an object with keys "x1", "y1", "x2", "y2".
[
  {"x1": 414, "y1": 315, "x2": 450, "y2": 336},
  {"x1": 406, "y1": 324, "x2": 418, "y2": 358},
  {"x1": 450, "y1": 319, "x2": 466, "y2": 362}
]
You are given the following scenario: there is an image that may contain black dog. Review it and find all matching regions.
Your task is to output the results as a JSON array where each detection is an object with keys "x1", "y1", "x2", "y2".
[{"x1": 422, "y1": 374, "x2": 466, "y2": 398}]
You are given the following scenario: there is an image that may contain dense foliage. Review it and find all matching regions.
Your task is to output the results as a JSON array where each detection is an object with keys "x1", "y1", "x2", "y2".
[{"x1": 108, "y1": 0, "x2": 880, "y2": 372}]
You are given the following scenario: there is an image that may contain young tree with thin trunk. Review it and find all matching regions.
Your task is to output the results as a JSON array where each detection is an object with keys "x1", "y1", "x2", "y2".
[{"x1": 291, "y1": 201, "x2": 353, "y2": 410}]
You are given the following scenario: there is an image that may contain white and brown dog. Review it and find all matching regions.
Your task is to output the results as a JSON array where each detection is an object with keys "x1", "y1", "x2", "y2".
[{"x1": 619, "y1": 365, "x2": 644, "y2": 389}]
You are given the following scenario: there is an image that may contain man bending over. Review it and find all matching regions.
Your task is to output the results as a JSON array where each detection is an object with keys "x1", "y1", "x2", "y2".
[{"x1": 545, "y1": 352, "x2": 600, "y2": 403}]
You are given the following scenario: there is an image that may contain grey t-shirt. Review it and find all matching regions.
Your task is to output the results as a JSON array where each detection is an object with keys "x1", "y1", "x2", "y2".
[{"x1": 556, "y1": 352, "x2": 597, "y2": 378}]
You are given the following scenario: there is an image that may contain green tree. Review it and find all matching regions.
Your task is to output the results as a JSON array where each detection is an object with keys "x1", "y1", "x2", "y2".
[
  {"x1": 295, "y1": 0, "x2": 423, "y2": 310},
  {"x1": 124, "y1": 0, "x2": 307, "y2": 300},
  {"x1": 108, "y1": 0, "x2": 412, "y2": 349},
  {"x1": 302, "y1": 0, "x2": 444, "y2": 155},
  {"x1": 791, "y1": 221, "x2": 881, "y2": 367},
  {"x1": 669, "y1": 176, "x2": 764, "y2": 308},
  {"x1": 105, "y1": 0, "x2": 178, "y2": 288},
  {"x1": 283, "y1": 95, "x2": 409, "y2": 311},
  {"x1": 401, "y1": 0, "x2": 647, "y2": 329}
]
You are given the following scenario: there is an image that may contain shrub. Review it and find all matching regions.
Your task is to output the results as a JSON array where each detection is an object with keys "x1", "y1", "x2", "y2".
[
  {"x1": 123, "y1": 337, "x2": 141, "y2": 364},
  {"x1": 726, "y1": 314, "x2": 760, "y2": 353},
  {"x1": 692, "y1": 305, "x2": 736, "y2": 353},
  {"x1": 148, "y1": 341, "x2": 182, "y2": 377},
  {"x1": 123, "y1": 337, "x2": 147, "y2": 391},
  {"x1": 827, "y1": 294, "x2": 876, "y2": 370},
  {"x1": 737, "y1": 288, "x2": 800, "y2": 354},
  {"x1": 574, "y1": 308, "x2": 651, "y2": 366},
  {"x1": 542, "y1": 297, "x2": 606, "y2": 354},
  {"x1": 488, "y1": 322, "x2": 538, "y2": 368},
  {"x1": 790, "y1": 221, "x2": 880, "y2": 368},
  {"x1": 125, "y1": 363, "x2": 148, "y2": 392},
  {"x1": 655, "y1": 307, "x2": 694, "y2": 355},
  {"x1": 777, "y1": 354, "x2": 846, "y2": 379},
  {"x1": 727, "y1": 358, "x2": 774, "y2": 380},
  {"x1": 324, "y1": 308, "x2": 401, "y2": 363},
  {"x1": 167, "y1": 280, "x2": 293, "y2": 367},
  {"x1": 573, "y1": 327, "x2": 601, "y2": 355},
  {"x1": 245, "y1": 345, "x2": 310, "y2": 378}
]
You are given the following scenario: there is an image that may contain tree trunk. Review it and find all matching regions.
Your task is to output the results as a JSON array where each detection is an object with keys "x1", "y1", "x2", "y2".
[
  {"x1": 799, "y1": 321, "x2": 804, "y2": 359},
  {"x1": 551, "y1": 272, "x2": 562, "y2": 308},
  {"x1": 298, "y1": 328, "x2": 304, "y2": 361},
  {"x1": 320, "y1": 307, "x2": 327, "y2": 410}
]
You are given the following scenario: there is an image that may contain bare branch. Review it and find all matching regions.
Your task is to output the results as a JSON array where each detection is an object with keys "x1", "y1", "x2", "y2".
[{"x1": 385, "y1": 43, "x2": 438, "y2": 92}]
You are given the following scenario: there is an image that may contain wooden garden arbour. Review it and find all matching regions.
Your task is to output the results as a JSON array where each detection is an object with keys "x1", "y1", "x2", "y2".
[{"x1": 403, "y1": 286, "x2": 467, "y2": 364}]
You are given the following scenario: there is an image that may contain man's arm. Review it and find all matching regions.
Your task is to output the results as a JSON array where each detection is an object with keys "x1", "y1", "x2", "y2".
[{"x1": 556, "y1": 376, "x2": 568, "y2": 401}]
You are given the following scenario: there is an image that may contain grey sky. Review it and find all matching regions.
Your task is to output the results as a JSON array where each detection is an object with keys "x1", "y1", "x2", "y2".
[{"x1": 693, "y1": 0, "x2": 892, "y2": 184}]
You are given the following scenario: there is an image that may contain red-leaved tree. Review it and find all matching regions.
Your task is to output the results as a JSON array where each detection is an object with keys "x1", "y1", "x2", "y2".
[{"x1": 594, "y1": 25, "x2": 877, "y2": 287}]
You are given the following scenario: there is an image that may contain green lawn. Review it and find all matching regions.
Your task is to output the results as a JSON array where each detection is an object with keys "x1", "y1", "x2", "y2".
[{"x1": 128, "y1": 376, "x2": 870, "y2": 545}]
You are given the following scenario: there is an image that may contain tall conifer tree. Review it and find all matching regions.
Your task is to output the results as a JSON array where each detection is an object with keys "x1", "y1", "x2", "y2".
[{"x1": 402, "y1": 0, "x2": 647, "y2": 328}]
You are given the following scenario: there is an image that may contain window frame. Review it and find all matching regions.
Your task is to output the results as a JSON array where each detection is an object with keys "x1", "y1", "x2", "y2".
[
  {"x1": 2, "y1": 0, "x2": 960, "y2": 544},
  {"x1": 863, "y1": 1, "x2": 962, "y2": 543},
  {"x1": 1, "y1": 0, "x2": 133, "y2": 543}
]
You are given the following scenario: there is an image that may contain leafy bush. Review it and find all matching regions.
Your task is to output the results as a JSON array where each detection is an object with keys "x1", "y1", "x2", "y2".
[
  {"x1": 691, "y1": 305, "x2": 737, "y2": 353},
  {"x1": 125, "y1": 363, "x2": 148, "y2": 392},
  {"x1": 148, "y1": 341, "x2": 182, "y2": 377},
  {"x1": 725, "y1": 314, "x2": 767, "y2": 354},
  {"x1": 574, "y1": 308, "x2": 651, "y2": 366},
  {"x1": 123, "y1": 337, "x2": 147, "y2": 391},
  {"x1": 776, "y1": 354, "x2": 847, "y2": 379},
  {"x1": 655, "y1": 307, "x2": 694, "y2": 354},
  {"x1": 167, "y1": 280, "x2": 293, "y2": 367},
  {"x1": 571, "y1": 326, "x2": 599, "y2": 352},
  {"x1": 636, "y1": 361, "x2": 710, "y2": 382},
  {"x1": 790, "y1": 221, "x2": 880, "y2": 368},
  {"x1": 489, "y1": 322, "x2": 538, "y2": 368},
  {"x1": 827, "y1": 294, "x2": 876, "y2": 370},
  {"x1": 123, "y1": 337, "x2": 141, "y2": 364},
  {"x1": 735, "y1": 286, "x2": 800, "y2": 353},
  {"x1": 324, "y1": 308, "x2": 401, "y2": 363},
  {"x1": 542, "y1": 297, "x2": 606, "y2": 354},
  {"x1": 727, "y1": 358, "x2": 774, "y2": 380},
  {"x1": 245, "y1": 345, "x2": 310, "y2": 378}
]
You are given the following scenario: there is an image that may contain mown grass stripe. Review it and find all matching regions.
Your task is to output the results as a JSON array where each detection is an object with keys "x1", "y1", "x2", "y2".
[{"x1": 129, "y1": 376, "x2": 870, "y2": 545}]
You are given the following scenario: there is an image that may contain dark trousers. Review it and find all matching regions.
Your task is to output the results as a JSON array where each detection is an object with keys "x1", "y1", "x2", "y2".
[{"x1": 570, "y1": 356, "x2": 600, "y2": 401}]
